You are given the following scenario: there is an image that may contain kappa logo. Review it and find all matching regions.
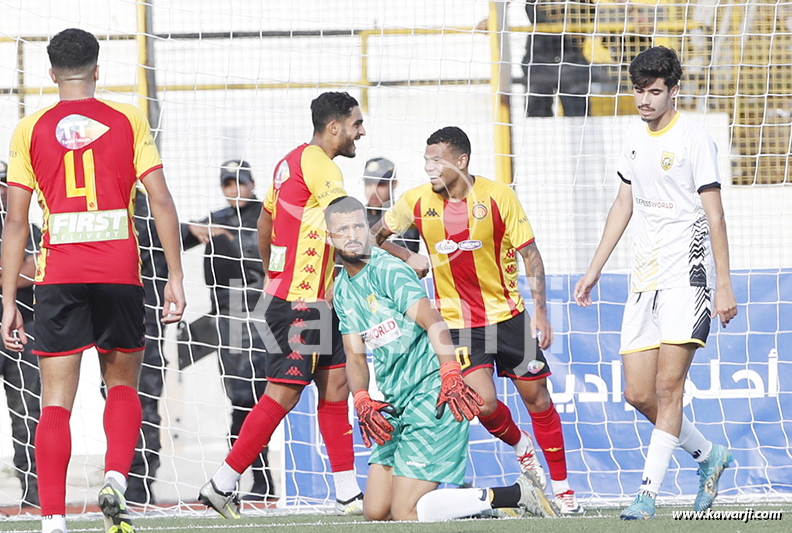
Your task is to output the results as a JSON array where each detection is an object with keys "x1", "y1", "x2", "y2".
[
  {"x1": 290, "y1": 318, "x2": 307, "y2": 328},
  {"x1": 288, "y1": 333, "x2": 303, "y2": 344},
  {"x1": 302, "y1": 265, "x2": 316, "y2": 274},
  {"x1": 661, "y1": 151, "x2": 675, "y2": 170},
  {"x1": 287, "y1": 351, "x2": 304, "y2": 360},
  {"x1": 304, "y1": 248, "x2": 318, "y2": 257},
  {"x1": 298, "y1": 281, "x2": 312, "y2": 291},
  {"x1": 285, "y1": 366, "x2": 303, "y2": 377},
  {"x1": 424, "y1": 208, "x2": 439, "y2": 218},
  {"x1": 293, "y1": 300, "x2": 310, "y2": 312},
  {"x1": 307, "y1": 230, "x2": 321, "y2": 240},
  {"x1": 505, "y1": 264, "x2": 517, "y2": 274}
]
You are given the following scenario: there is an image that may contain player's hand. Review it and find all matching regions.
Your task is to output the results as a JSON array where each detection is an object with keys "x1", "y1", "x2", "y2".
[
  {"x1": 1, "y1": 305, "x2": 26, "y2": 352},
  {"x1": 712, "y1": 284, "x2": 737, "y2": 327},
  {"x1": 436, "y1": 361, "x2": 484, "y2": 422},
  {"x1": 406, "y1": 253, "x2": 430, "y2": 279},
  {"x1": 188, "y1": 223, "x2": 233, "y2": 244},
  {"x1": 353, "y1": 390, "x2": 396, "y2": 448},
  {"x1": 162, "y1": 279, "x2": 186, "y2": 324},
  {"x1": 573, "y1": 270, "x2": 600, "y2": 307},
  {"x1": 531, "y1": 311, "x2": 554, "y2": 350}
]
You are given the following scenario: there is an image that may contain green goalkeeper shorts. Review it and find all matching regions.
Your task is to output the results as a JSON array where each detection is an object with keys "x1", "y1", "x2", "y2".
[{"x1": 369, "y1": 388, "x2": 469, "y2": 485}]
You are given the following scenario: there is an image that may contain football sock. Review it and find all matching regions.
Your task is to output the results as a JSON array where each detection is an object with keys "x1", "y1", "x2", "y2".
[
  {"x1": 41, "y1": 514, "x2": 67, "y2": 533},
  {"x1": 478, "y1": 400, "x2": 521, "y2": 446},
  {"x1": 490, "y1": 483, "x2": 522, "y2": 508},
  {"x1": 551, "y1": 478, "x2": 571, "y2": 496},
  {"x1": 104, "y1": 385, "x2": 142, "y2": 477},
  {"x1": 317, "y1": 398, "x2": 359, "y2": 501},
  {"x1": 529, "y1": 403, "x2": 567, "y2": 481},
  {"x1": 679, "y1": 416, "x2": 713, "y2": 463},
  {"x1": 104, "y1": 470, "x2": 127, "y2": 493},
  {"x1": 416, "y1": 488, "x2": 492, "y2": 522},
  {"x1": 332, "y1": 470, "x2": 360, "y2": 503},
  {"x1": 226, "y1": 394, "x2": 287, "y2": 474},
  {"x1": 639, "y1": 428, "x2": 679, "y2": 496},
  {"x1": 212, "y1": 462, "x2": 242, "y2": 494},
  {"x1": 37, "y1": 406, "x2": 72, "y2": 516}
]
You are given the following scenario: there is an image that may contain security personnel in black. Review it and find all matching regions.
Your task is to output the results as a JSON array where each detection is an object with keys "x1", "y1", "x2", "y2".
[
  {"x1": 182, "y1": 160, "x2": 274, "y2": 500},
  {"x1": 0, "y1": 161, "x2": 40, "y2": 507}
]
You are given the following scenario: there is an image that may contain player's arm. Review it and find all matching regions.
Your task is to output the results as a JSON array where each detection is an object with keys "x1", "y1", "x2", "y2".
[
  {"x1": 343, "y1": 333, "x2": 395, "y2": 448},
  {"x1": 406, "y1": 297, "x2": 483, "y2": 422},
  {"x1": 371, "y1": 219, "x2": 429, "y2": 279},
  {"x1": 573, "y1": 180, "x2": 633, "y2": 307},
  {"x1": 1, "y1": 186, "x2": 32, "y2": 351},
  {"x1": 140, "y1": 168, "x2": 186, "y2": 324},
  {"x1": 700, "y1": 187, "x2": 737, "y2": 327},
  {"x1": 257, "y1": 207, "x2": 273, "y2": 286},
  {"x1": 518, "y1": 242, "x2": 553, "y2": 350}
]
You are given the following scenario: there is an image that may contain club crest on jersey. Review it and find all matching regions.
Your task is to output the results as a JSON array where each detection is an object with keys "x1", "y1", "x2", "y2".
[
  {"x1": 274, "y1": 160, "x2": 290, "y2": 189},
  {"x1": 366, "y1": 293, "x2": 378, "y2": 313},
  {"x1": 56, "y1": 115, "x2": 110, "y2": 150},
  {"x1": 471, "y1": 203, "x2": 488, "y2": 220},
  {"x1": 661, "y1": 151, "x2": 675, "y2": 171}
]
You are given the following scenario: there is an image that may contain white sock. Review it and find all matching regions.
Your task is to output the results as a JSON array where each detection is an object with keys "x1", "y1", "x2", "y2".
[
  {"x1": 512, "y1": 431, "x2": 533, "y2": 454},
  {"x1": 679, "y1": 416, "x2": 713, "y2": 463},
  {"x1": 42, "y1": 514, "x2": 67, "y2": 533},
  {"x1": 333, "y1": 469, "x2": 361, "y2": 502},
  {"x1": 639, "y1": 428, "x2": 679, "y2": 496},
  {"x1": 212, "y1": 462, "x2": 242, "y2": 494},
  {"x1": 104, "y1": 470, "x2": 127, "y2": 493},
  {"x1": 552, "y1": 478, "x2": 570, "y2": 496},
  {"x1": 417, "y1": 488, "x2": 491, "y2": 522}
]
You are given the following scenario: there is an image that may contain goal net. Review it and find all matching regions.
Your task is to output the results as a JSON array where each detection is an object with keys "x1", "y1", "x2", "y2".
[{"x1": 0, "y1": 0, "x2": 790, "y2": 516}]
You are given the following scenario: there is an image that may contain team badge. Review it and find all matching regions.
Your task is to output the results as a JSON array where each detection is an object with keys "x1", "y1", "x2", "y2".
[
  {"x1": 527, "y1": 360, "x2": 545, "y2": 375},
  {"x1": 367, "y1": 293, "x2": 378, "y2": 314},
  {"x1": 471, "y1": 203, "x2": 488, "y2": 220},
  {"x1": 56, "y1": 115, "x2": 109, "y2": 150},
  {"x1": 661, "y1": 151, "x2": 675, "y2": 171},
  {"x1": 274, "y1": 160, "x2": 290, "y2": 189}
]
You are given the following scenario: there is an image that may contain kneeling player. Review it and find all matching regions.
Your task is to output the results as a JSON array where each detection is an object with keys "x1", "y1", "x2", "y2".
[{"x1": 328, "y1": 196, "x2": 557, "y2": 521}]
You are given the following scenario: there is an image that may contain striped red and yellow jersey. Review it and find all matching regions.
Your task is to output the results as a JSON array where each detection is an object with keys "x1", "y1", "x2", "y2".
[
  {"x1": 8, "y1": 98, "x2": 162, "y2": 286},
  {"x1": 384, "y1": 176, "x2": 535, "y2": 329},
  {"x1": 263, "y1": 144, "x2": 346, "y2": 302}
]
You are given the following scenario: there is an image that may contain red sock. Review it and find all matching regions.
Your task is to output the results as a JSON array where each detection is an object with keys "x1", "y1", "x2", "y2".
[
  {"x1": 317, "y1": 399, "x2": 354, "y2": 472},
  {"x1": 478, "y1": 400, "x2": 522, "y2": 446},
  {"x1": 226, "y1": 394, "x2": 287, "y2": 473},
  {"x1": 529, "y1": 403, "x2": 567, "y2": 481},
  {"x1": 104, "y1": 385, "x2": 143, "y2": 476},
  {"x1": 37, "y1": 406, "x2": 72, "y2": 516}
]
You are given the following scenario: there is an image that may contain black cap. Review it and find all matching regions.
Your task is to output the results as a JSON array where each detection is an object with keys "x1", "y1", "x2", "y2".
[
  {"x1": 0, "y1": 161, "x2": 7, "y2": 184},
  {"x1": 363, "y1": 157, "x2": 396, "y2": 184},
  {"x1": 220, "y1": 159, "x2": 253, "y2": 185}
]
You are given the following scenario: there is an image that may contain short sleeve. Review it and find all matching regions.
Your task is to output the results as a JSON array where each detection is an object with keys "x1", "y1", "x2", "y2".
[
  {"x1": 263, "y1": 182, "x2": 276, "y2": 214},
  {"x1": 301, "y1": 146, "x2": 346, "y2": 208},
  {"x1": 689, "y1": 127, "x2": 721, "y2": 193},
  {"x1": 499, "y1": 187, "x2": 535, "y2": 250},
  {"x1": 378, "y1": 259, "x2": 427, "y2": 315},
  {"x1": 617, "y1": 135, "x2": 632, "y2": 185},
  {"x1": 383, "y1": 193, "x2": 415, "y2": 235},
  {"x1": 127, "y1": 105, "x2": 162, "y2": 179},
  {"x1": 8, "y1": 118, "x2": 36, "y2": 192}
]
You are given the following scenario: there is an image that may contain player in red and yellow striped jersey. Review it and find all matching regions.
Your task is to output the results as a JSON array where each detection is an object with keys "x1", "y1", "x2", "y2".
[
  {"x1": 200, "y1": 92, "x2": 368, "y2": 518},
  {"x1": 0, "y1": 29, "x2": 185, "y2": 533},
  {"x1": 373, "y1": 127, "x2": 582, "y2": 515}
]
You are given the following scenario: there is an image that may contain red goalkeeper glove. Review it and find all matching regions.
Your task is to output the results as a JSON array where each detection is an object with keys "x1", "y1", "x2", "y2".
[
  {"x1": 436, "y1": 361, "x2": 484, "y2": 422},
  {"x1": 353, "y1": 390, "x2": 397, "y2": 448}
]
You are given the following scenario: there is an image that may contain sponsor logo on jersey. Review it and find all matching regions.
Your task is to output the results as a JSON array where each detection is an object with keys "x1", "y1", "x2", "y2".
[
  {"x1": 661, "y1": 151, "x2": 675, "y2": 170},
  {"x1": 48, "y1": 209, "x2": 129, "y2": 244},
  {"x1": 527, "y1": 360, "x2": 545, "y2": 374},
  {"x1": 360, "y1": 318, "x2": 401, "y2": 349},
  {"x1": 55, "y1": 115, "x2": 110, "y2": 150},
  {"x1": 635, "y1": 197, "x2": 675, "y2": 212},
  {"x1": 471, "y1": 203, "x2": 488, "y2": 220},
  {"x1": 458, "y1": 239, "x2": 482, "y2": 251},
  {"x1": 435, "y1": 239, "x2": 458, "y2": 254},
  {"x1": 274, "y1": 160, "x2": 290, "y2": 189},
  {"x1": 366, "y1": 293, "x2": 378, "y2": 313}
]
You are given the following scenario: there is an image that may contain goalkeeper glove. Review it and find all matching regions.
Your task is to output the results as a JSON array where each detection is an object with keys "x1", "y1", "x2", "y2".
[
  {"x1": 353, "y1": 390, "x2": 397, "y2": 448},
  {"x1": 436, "y1": 360, "x2": 484, "y2": 422}
]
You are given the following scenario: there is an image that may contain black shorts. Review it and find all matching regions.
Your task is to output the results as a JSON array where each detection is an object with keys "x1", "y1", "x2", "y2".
[
  {"x1": 261, "y1": 295, "x2": 344, "y2": 385},
  {"x1": 449, "y1": 311, "x2": 551, "y2": 381},
  {"x1": 33, "y1": 284, "x2": 146, "y2": 357}
]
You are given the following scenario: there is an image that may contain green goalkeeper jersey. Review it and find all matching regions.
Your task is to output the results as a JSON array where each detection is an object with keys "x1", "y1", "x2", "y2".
[{"x1": 334, "y1": 247, "x2": 440, "y2": 411}]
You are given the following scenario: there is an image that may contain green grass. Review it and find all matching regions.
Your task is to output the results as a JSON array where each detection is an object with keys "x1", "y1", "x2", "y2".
[{"x1": 0, "y1": 506, "x2": 790, "y2": 533}]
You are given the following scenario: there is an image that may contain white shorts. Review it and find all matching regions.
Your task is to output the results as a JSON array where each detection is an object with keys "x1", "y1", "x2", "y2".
[{"x1": 619, "y1": 286, "x2": 712, "y2": 355}]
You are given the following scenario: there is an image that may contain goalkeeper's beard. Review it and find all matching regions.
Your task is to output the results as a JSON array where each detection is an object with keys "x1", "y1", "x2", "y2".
[{"x1": 337, "y1": 243, "x2": 370, "y2": 265}]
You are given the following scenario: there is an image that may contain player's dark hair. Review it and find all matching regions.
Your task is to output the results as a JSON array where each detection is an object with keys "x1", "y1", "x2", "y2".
[
  {"x1": 47, "y1": 28, "x2": 100, "y2": 73},
  {"x1": 311, "y1": 92, "x2": 359, "y2": 134},
  {"x1": 325, "y1": 196, "x2": 366, "y2": 228},
  {"x1": 629, "y1": 46, "x2": 683, "y2": 90},
  {"x1": 427, "y1": 126, "x2": 471, "y2": 159}
]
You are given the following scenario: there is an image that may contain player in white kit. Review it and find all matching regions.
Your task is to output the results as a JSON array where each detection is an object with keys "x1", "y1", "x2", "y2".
[{"x1": 573, "y1": 46, "x2": 738, "y2": 520}]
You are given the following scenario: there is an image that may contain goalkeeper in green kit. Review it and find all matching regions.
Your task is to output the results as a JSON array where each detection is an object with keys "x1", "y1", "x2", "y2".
[{"x1": 327, "y1": 196, "x2": 557, "y2": 521}]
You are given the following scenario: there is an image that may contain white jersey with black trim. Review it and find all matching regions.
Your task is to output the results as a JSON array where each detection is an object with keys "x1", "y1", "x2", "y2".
[{"x1": 617, "y1": 112, "x2": 720, "y2": 293}]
